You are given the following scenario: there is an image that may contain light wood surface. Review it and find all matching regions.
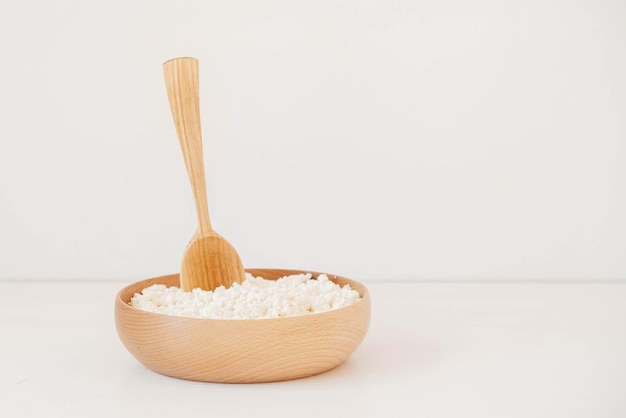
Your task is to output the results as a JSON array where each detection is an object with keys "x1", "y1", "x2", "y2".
[
  {"x1": 115, "y1": 269, "x2": 371, "y2": 383},
  {"x1": 163, "y1": 57, "x2": 245, "y2": 292}
]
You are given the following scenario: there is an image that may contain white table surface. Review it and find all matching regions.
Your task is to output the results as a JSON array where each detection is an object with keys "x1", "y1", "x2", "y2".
[{"x1": 1, "y1": 280, "x2": 625, "y2": 418}]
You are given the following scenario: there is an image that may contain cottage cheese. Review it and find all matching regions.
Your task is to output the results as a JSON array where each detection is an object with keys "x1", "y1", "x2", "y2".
[{"x1": 130, "y1": 273, "x2": 361, "y2": 319}]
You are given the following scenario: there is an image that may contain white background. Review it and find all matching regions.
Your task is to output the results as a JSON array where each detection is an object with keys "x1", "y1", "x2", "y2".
[{"x1": 0, "y1": 0, "x2": 624, "y2": 282}]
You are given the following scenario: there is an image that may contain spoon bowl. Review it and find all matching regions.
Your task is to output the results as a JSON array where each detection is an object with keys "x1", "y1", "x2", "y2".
[{"x1": 181, "y1": 235, "x2": 245, "y2": 291}]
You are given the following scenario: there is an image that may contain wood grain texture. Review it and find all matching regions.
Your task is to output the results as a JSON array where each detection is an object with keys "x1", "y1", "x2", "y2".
[
  {"x1": 115, "y1": 269, "x2": 371, "y2": 383},
  {"x1": 163, "y1": 57, "x2": 245, "y2": 292}
]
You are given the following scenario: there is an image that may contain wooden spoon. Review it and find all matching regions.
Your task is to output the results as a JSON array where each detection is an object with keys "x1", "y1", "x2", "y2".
[{"x1": 163, "y1": 57, "x2": 245, "y2": 292}]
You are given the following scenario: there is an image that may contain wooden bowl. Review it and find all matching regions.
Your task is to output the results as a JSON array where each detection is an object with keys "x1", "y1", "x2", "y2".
[{"x1": 115, "y1": 268, "x2": 371, "y2": 383}]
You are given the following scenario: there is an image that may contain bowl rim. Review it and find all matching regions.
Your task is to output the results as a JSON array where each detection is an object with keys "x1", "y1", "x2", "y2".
[{"x1": 115, "y1": 268, "x2": 370, "y2": 323}]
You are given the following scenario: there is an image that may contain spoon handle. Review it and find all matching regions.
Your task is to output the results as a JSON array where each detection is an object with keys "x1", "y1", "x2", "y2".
[{"x1": 163, "y1": 57, "x2": 212, "y2": 235}]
